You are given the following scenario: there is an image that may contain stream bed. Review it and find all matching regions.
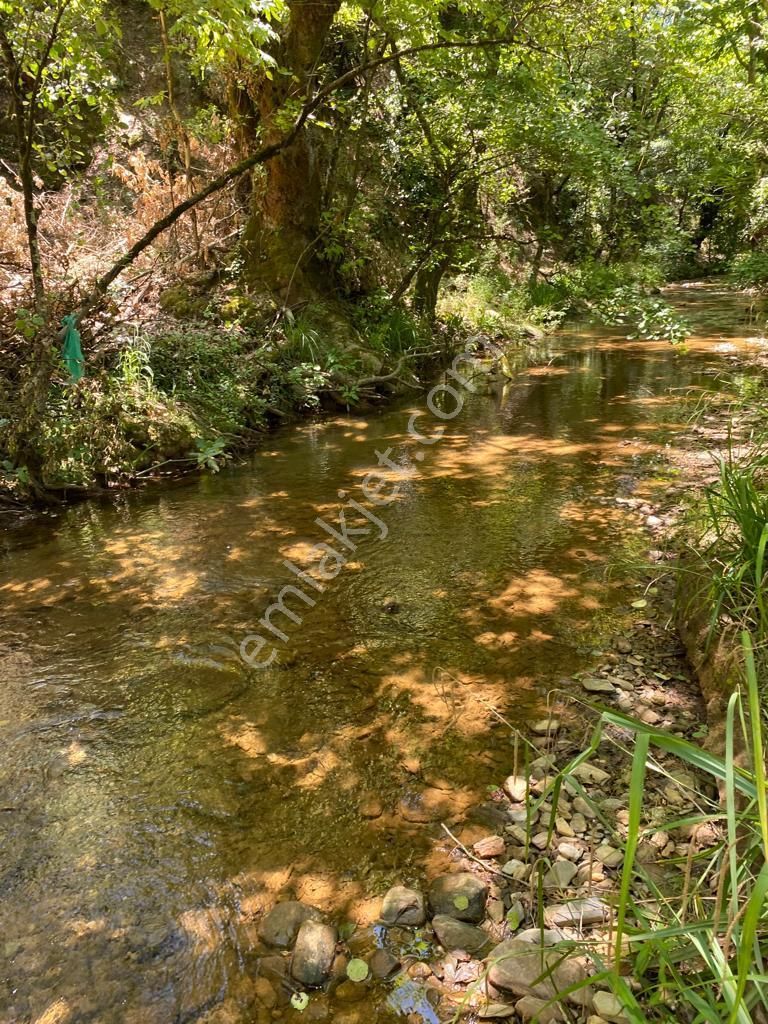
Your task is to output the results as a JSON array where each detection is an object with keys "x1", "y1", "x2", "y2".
[{"x1": 0, "y1": 285, "x2": 763, "y2": 1024}]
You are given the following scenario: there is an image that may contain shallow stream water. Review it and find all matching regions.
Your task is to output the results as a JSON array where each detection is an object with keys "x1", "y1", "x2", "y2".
[{"x1": 0, "y1": 284, "x2": 763, "y2": 1024}]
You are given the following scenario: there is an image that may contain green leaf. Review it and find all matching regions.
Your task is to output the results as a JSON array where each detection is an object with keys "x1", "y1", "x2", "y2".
[
  {"x1": 290, "y1": 992, "x2": 309, "y2": 1011},
  {"x1": 346, "y1": 958, "x2": 369, "y2": 983},
  {"x1": 453, "y1": 895, "x2": 469, "y2": 911}
]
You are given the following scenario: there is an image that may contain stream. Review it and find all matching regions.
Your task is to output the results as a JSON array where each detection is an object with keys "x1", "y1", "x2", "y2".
[{"x1": 0, "y1": 284, "x2": 763, "y2": 1024}]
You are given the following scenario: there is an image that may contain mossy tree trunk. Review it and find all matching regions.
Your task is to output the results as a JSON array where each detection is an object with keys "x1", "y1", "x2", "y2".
[{"x1": 242, "y1": 0, "x2": 341, "y2": 302}]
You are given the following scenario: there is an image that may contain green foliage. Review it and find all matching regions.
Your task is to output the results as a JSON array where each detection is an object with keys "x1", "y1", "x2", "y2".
[
  {"x1": 515, "y1": 667, "x2": 768, "y2": 1023},
  {"x1": 691, "y1": 441, "x2": 768, "y2": 641},
  {"x1": 596, "y1": 286, "x2": 691, "y2": 345},
  {"x1": 728, "y1": 252, "x2": 768, "y2": 290},
  {"x1": 439, "y1": 273, "x2": 556, "y2": 338}
]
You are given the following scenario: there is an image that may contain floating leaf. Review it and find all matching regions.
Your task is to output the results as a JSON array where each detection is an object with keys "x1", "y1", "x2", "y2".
[
  {"x1": 631, "y1": 599, "x2": 648, "y2": 609},
  {"x1": 453, "y1": 895, "x2": 469, "y2": 911},
  {"x1": 338, "y1": 921, "x2": 357, "y2": 941},
  {"x1": 347, "y1": 958, "x2": 369, "y2": 983},
  {"x1": 290, "y1": 992, "x2": 309, "y2": 1011}
]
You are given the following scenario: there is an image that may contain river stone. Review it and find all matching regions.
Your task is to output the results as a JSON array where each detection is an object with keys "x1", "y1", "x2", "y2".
[
  {"x1": 380, "y1": 886, "x2": 426, "y2": 927},
  {"x1": 593, "y1": 991, "x2": 628, "y2": 1021},
  {"x1": 432, "y1": 914, "x2": 490, "y2": 954},
  {"x1": 595, "y1": 845, "x2": 624, "y2": 868},
  {"x1": 487, "y1": 939, "x2": 587, "y2": 1001},
  {"x1": 544, "y1": 898, "x2": 611, "y2": 929},
  {"x1": 503, "y1": 774, "x2": 529, "y2": 802},
  {"x1": 479, "y1": 1003, "x2": 517, "y2": 1019},
  {"x1": 369, "y1": 948, "x2": 401, "y2": 980},
  {"x1": 572, "y1": 764, "x2": 611, "y2": 786},
  {"x1": 473, "y1": 834, "x2": 505, "y2": 858},
  {"x1": 543, "y1": 860, "x2": 578, "y2": 889},
  {"x1": 581, "y1": 677, "x2": 616, "y2": 694},
  {"x1": 531, "y1": 718, "x2": 560, "y2": 735},
  {"x1": 429, "y1": 873, "x2": 488, "y2": 922},
  {"x1": 259, "y1": 901, "x2": 322, "y2": 949},
  {"x1": 516, "y1": 996, "x2": 566, "y2": 1022},
  {"x1": 615, "y1": 638, "x2": 633, "y2": 654},
  {"x1": 291, "y1": 920, "x2": 337, "y2": 987}
]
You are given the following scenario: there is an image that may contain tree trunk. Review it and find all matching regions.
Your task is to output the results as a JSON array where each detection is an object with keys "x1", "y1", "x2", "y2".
[
  {"x1": 242, "y1": 0, "x2": 341, "y2": 301},
  {"x1": 414, "y1": 257, "x2": 451, "y2": 319}
]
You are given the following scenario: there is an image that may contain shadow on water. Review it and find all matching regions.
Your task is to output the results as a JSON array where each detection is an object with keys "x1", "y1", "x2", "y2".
[{"x1": 0, "y1": 284, "x2": 761, "y2": 1023}]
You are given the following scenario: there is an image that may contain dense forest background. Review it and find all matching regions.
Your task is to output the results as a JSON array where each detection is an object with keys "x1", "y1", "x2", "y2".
[{"x1": 3, "y1": 0, "x2": 768, "y2": 496}]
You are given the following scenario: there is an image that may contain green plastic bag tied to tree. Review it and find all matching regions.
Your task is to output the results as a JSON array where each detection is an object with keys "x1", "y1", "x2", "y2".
[{"x1": 60, "y1": 314, "x2": 84, "y2": 381}]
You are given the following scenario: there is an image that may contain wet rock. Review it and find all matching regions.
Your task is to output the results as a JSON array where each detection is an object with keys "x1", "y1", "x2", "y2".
[
  {"x1": 399, "y1": 787, "x2": 450, "y2": 822},
  {"x1": 503, "y1": 775, "x2": 529, "y2": 802},
  {"x1": 473, "y1": 835, "x2": 505, "y2": 858},
  {"x1": 259, "y1": 901, "x2": 322, "y2": 949},
  {"x1": 543, "y1": 860, "x2": 578, "y2": 889},
  {"x1": 429, "y1": 873, "x2": 488, "y2": 923},
  {"x1": 380, "y1": 886, "x2": 427, "y2": 927},
  {"x1": 516, "y1": 995, "x2": 566, "y2": 1022},
  {"x1": 359, "y1": 794, "x2": 383, "y2": 819},
  {"x1": 253, "y1": 977, "x2": 278, "y2": 1009},
  {"x1": 593, "y1": 992, "x2": 628, "y2": 1021},
  {"x1": 334, "y1": 980, "x2": 368, "y2": 1003},
  {"x1": 487, "y1": 939, "x2": 587, "y2": 1001},
  {"x1": 369, "y1": 948, "x2": 401, "y2": 980},
  {"x1": 291, "y1": 920, "x2": 338, "y2": 988},
  {"x1": 543, "y1": 898, "x2": 611, "y2": 929},
  {"x1": 432, "y1": 914, "x2": 490, "y2": 954}
]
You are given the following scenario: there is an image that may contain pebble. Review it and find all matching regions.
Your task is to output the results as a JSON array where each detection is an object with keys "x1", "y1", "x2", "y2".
[
  {"x1": 380, "y1": 886, "x2": 427, "y2": 927},
  {"x1": 615, "y1": 638, "x2": 633, "y2": 654},
  {"x1": 369, "y1": 949, "x2": 401, "y2": 981},
  {"x1": 531, "y1": 831, "x2": 550, "y2": 850},
  {"x1": 544, "y1": 898, "x2": 610, "y2": 929},
  {"x1": 573, "y1": 798, "x2": 596, "y2": 819},
  {"x1": 595, "y1": 845, "x2": 624, "y2": 868},
  {"x1": 593, "y1": 991, "x2": 629, "y2": 1021},
  {"x1": 581, "y1": 677, "x2": 616, "y2": 694},
  {"x1": 543, "y1": 861, "x2": 578, "y2": 889},
  {"x1": 473, "y1": 835, "x2": 505, "y2": 858},
  {"x1": 557, "y1": 842, "x2": 582, "y2": 862},
  {"x1": 555, "y1": 817, "x2": 574, "y2": 838},
  {"x1": 570, "y1": 813, "x2": 588, "y2": 834},
  {"x1": 479, "y1": 1003, "x2": 517, "y2": 1019},
  {"x1": 531, "y1": 718, "x2": 560, "y2": 735},
  {"x1": 503, "y1": 775, "x2": 529, "y2": 802},
  {"x1": 291, "y1": 920, "x2": 338, "y2": 987},
  {"x1": 573, "y1": 764, "x2": 611, "y2": 786},
  {"x1": 429, "y1": 873, "x2": 488, "y2": 923}
]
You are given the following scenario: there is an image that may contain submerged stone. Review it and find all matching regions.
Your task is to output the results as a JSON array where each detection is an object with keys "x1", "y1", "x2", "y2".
[
  {"x1": 291, "y1": 920, "x2": 338, "y2": 987},
  {"x1": 429, "y1": 873, "x2": 488, "y2": 923},
  {"x1": 259, "y1": 900, "x2": 322, "y2": 949}
]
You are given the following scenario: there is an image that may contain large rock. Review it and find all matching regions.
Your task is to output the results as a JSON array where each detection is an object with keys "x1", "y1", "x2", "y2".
[
  {"x1": 291, "y1": 920, "x2": 338, "y2": 988},
  {"x1": 516, "y1": 995, "x2": 566, "y2": 1022},
  {"x1": 487, "y1": 939, "x2": 588, "y2": 1003},
  {"x1": 429, "y1": 873, "x2": 488, "y2": 923},
  {"x1": 259, "y1": 901, "x2": 322, "y2": 949},
  {"x1": 379, "y1": 886, "x2": 426, "y2": 927},
  {"x1": 432, "y1": 914, "x2": 490, "y2": 954}
]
